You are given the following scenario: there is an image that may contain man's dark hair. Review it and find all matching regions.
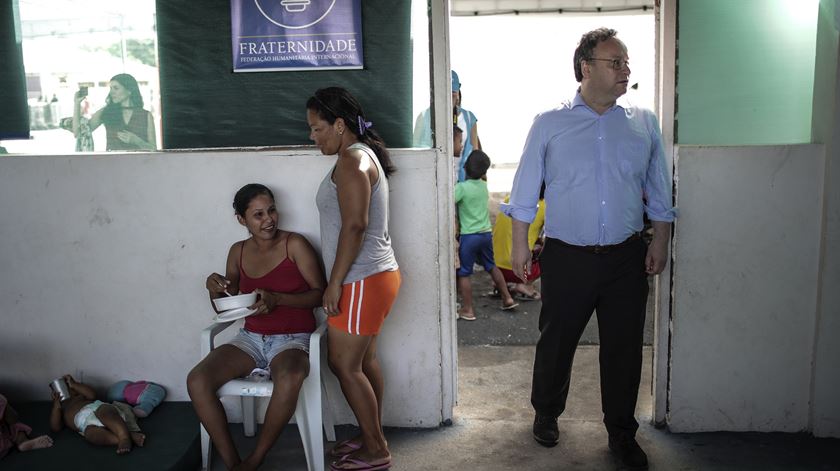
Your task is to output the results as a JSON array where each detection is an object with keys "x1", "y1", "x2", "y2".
[
  {"x1": 573, "y1": 27, "x2": 618, "y2": 82},
  {"x1": 464, "y1": 149, "x2": 491, "y2": 180}
]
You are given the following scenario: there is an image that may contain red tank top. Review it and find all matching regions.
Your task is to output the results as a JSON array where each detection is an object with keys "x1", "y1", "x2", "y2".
[{"x1": 238, "y1": 235, "x2": 316, "y2": 335}]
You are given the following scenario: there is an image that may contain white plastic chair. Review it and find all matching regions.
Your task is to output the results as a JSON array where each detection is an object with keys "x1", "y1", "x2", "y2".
[{"x1": 199, "y1": 308, "x2": 336, "y2": 471}]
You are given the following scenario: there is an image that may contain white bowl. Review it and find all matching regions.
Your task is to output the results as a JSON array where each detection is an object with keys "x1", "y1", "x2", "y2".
[{"x1": 213, "y1": 292, "x2": 257, "y2": 311}]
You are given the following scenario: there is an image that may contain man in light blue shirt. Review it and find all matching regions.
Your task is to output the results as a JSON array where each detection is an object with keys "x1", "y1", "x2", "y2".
[{"x1": 501, "y1": 28, "x2": 676, "y2": 470}]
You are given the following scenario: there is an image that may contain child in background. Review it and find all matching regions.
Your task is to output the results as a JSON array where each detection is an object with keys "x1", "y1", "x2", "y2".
[
  {"x1": 492, "y1": 183, "x2": 546, "y2": 300},
  {"x1": 453, "y1": 124, "x2": 464, "y2": 272},
  {"x1": 455, "y1": 150, "x2": 518, "y2": 320},
  {"x1": 50, "y1": 374, "x2": 145, "y2": 454}
]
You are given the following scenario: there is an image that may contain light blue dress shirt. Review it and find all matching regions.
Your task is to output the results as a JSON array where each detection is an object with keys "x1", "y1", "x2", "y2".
[{"x1": 501, "y1": 93, "x2": 676, "y2": 246}]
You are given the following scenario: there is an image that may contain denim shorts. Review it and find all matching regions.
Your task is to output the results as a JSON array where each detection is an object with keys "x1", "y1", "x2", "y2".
[{"x1": 227, "y1": 329, "x2": 310, "y2": 369}]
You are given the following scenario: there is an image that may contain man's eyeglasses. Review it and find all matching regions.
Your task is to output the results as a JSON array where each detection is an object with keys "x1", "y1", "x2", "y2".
[{"x1": 587, "y1": 58, "x2": 630, "y2": 70}]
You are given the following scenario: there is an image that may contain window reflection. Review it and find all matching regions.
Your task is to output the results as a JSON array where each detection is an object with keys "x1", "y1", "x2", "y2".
[{"x1": 5, "y1": 0, "x2": 159, "y2": 153}]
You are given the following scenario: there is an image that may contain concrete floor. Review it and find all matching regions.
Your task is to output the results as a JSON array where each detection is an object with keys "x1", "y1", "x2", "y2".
[
  {"x1": 211, "y1": 270, "x2": 839, "y2": 470},
  {"x1": 213, "y1": 345, "x2": 839, "y2": 470}
]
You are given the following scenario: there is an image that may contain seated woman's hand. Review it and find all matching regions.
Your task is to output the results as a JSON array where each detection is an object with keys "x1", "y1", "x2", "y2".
[
  {"x1": 206, "y1": 273, "x2": 230, "y2": 295},
  {"x1": 252, "y1": 288, "x2": 277, "y2": 314}
]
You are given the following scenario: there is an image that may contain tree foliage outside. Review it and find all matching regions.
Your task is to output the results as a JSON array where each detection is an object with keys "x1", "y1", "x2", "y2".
[{"x1": 106, "y1": 39, "x2": 157, "y2": 67}]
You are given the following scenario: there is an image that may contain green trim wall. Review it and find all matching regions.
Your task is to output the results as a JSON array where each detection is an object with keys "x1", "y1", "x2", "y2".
[
  {"x1": 677, "y1": 0, "x2": 819, "y2": 145},
  {"x1": 156, "y1": 1, "x2": 412, "y2": 149},
  {"x1": 0, "y1": 0, "x2": 29, "y2": 141}
]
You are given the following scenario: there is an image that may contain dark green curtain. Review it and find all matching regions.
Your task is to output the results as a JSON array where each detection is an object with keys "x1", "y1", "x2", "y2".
[
  {"x1": 156, "y1": 0, "x2": 413, "y2": 149},
  {"x1": 0, "y1": 0, "x2": 30, "y2": 141}
]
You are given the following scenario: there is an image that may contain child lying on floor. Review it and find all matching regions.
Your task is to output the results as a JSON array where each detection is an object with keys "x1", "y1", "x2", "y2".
[{"x1": 49, "y1": 375, "x2": 145, "y2": 454}]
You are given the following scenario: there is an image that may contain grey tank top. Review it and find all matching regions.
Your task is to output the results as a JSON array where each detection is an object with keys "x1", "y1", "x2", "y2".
[{"x1": 315, "y1": 142, "x2": 398, "y2": 284}]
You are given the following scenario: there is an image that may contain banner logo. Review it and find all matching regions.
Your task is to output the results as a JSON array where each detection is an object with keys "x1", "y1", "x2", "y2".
[{"x1": 253, "y1": 0, "x2": 337, "y2": 29}]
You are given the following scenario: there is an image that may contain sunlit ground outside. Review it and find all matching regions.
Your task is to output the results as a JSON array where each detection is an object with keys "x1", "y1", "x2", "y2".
[{"x1": 450, "y1": 13, "x2": 655, "y2": 192}]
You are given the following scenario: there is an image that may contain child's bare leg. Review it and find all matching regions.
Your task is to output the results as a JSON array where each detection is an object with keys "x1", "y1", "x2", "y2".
[
  {"x1": 490, "y1": 267, "x2": 518, "y2": 308},
  {"x1": 456, "y1": 276, "x2": 476, "y2": 319},
  {"x1": 84, "y1": 425, "x2": 120, "y2": 449},
  {"x1": 93, "y1": 404, "x2": 132, "y2": 453},
  {"x1": 131, "y1": 432, "x2": 146, "y2": 447}
]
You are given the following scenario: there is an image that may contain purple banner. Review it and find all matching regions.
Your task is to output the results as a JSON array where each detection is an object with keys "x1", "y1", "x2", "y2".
[{"x1": 231, "y1": 0, "x2": 363, "y2": 72}]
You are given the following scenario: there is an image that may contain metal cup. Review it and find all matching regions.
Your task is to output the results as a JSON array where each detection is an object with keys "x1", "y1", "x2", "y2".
[{"x1": 49, "y1": 377, "x2": 70, "y2": 401}]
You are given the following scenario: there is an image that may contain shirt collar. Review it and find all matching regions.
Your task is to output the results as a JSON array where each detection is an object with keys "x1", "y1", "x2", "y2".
[{"x1": 571, "y1": 90, "x2": 626, "y2": 113}]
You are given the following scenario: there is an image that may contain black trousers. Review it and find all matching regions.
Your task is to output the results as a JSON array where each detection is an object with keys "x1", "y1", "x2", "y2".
[{"x1": 531, "y1": 236, "x2": 649, "y2": 437}]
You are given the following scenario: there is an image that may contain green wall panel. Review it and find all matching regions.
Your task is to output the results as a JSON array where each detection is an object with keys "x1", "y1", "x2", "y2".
[
  {"x1": 677, "y1": 0, "x2": 818, "y2": 145},
  {"x1": 156, "y1": 1, "x2": 412, "y2": 150}
]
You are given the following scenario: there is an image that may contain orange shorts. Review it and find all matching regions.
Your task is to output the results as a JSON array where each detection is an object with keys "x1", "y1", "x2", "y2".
[{"x1": 328, "y1": 270, "x2": 401, "y2": 336}]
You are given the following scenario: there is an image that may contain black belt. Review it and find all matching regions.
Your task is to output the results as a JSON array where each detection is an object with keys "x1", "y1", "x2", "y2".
[{"x1": 549, "y1": 232, "x2": 641, "y2": 254}]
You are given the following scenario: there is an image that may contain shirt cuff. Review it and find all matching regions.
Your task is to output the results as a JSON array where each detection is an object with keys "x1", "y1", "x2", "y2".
[
  {"x1": 646, "y1": 205, "x2": 679, "y2": 222},
  {"x1": 500, "y1": 202, "x2": 537, "y2": 224}
]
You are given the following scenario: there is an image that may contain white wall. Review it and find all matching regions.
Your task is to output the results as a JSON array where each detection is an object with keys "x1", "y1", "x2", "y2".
[
  {"x1": 811, "y1": 0, "x2": 840, "y2": 438},
  {"x1": 669, "y1": 144, "x2": 825, "y2": 432},
  {"x1": 0, "y1": 149, "x2": 452, "y2": 428}
]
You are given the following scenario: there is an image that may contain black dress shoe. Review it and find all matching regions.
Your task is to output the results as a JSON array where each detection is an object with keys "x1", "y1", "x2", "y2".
[
  {"x1": 608, "y1": 434, "x2": 648, "y2": 470},
  {"x1": 532, "y1": 414, "x2": 559, "y2": 447}
]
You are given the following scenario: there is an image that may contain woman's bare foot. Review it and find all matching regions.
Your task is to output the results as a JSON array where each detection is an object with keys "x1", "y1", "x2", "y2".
[
  {"x1": 18, "y1": 435, "x2": 53, "y2": 452},
  {"x1": 116, "y1": 436, "x2": 132, "y2": 454},
  {"x1": 130, "y1": 432, "x2": 146, "y2": 447},
  {"x1": 231, "y1": 456, "x2": 262, "y2": 471},
  {"x1": 329, "y1": 437, "x2": 363, "y2": 458}
]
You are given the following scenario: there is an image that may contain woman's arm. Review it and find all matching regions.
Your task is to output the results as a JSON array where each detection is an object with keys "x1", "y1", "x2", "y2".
[
  {"x1": 470, "y1": 121, "x2": 481, "y2": 151},
  {"x1": 322, "y1": 149, "x2": 372, "y2": 315},
  {"x1": 257, "y1": 233, "x2": 326, "y2": 311},
  {"x1": 206, "y1": 242, "x2": 242, "y2": 313},
  {"x1": 72, "y1": 93, "x2": 103, "y2": 136},
  {"x1": 144, "y1": 111, "x2": 157, "y2": 150}
]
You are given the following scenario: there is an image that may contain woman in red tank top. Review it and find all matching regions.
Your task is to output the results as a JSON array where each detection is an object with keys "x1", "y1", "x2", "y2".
[{"x1": 187, "y1": 184, "x2": 326, "y2": 470}]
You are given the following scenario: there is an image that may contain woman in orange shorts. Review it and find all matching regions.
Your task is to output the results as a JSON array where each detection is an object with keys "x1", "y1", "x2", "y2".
[{"x1": 308, "y1": 87, "x2": 400, "y2": 471}]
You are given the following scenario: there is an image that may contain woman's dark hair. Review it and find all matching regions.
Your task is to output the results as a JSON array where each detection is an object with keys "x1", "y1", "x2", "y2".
[
  {"x1": 306, "y1": 87, "x2": 396, "y2": 177},
  {"x1": 101, "y1": 73, "x2": 144, "y2": 127},
  {"x1": 573, "y1": 27, "x2": 618, "y2": 82},
  {"x1": 464, "y1": 149, "x2": 491, "y2": 180},
  {"x1": 233, "y1": 184, "x2": 274, "y2": 217}
]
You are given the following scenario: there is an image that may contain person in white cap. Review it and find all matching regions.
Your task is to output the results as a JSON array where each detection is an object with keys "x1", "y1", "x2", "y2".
[{"x1": 413, "y1": 70, "x2": 481, "y2": 182}]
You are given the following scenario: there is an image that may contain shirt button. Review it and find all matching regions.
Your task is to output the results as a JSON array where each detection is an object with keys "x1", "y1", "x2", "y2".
[{"x1": 601, "y1": 201, "x2": 606, "y2": 205}]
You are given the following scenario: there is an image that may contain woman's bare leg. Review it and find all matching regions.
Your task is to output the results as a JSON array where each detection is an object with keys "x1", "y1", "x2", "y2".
[
  {"x1": 235, "y1": 349, "x2": 309, "y2": 471},
  {"x1": 363, "y1": 335, "x2": 384, "y2": 429},
  {"x1": 328, "y1": 327, "x2": 390, "y2": 467},
  {"x1": 187, "y1": 345, "x2": 255, "y2": 469},
  {"x1": 332, "y1": 335, "x2": 385, "y2": 456}
]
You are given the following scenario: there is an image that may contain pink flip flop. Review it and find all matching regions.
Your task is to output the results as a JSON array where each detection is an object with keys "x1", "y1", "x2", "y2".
[
  {"x1": 328, "y1": 439, "x2": 362, "y2": 458},
  {"x1": 330, "y1": 455, "x2": 391, "y2": 471}
]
